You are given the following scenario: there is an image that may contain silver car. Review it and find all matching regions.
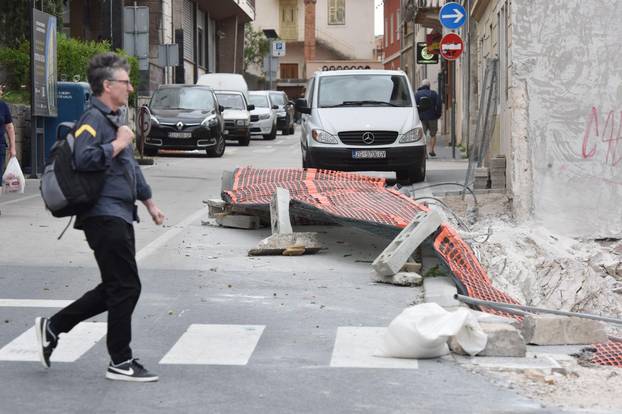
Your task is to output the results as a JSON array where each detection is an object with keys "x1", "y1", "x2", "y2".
[{"x1": 248, "y1": 91, "x2": 278, "y2": 140}]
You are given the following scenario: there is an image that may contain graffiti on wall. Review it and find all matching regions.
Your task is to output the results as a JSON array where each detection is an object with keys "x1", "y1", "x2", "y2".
[{"x1": 581, "y1": 106, "x2": 622, "y2": 167}]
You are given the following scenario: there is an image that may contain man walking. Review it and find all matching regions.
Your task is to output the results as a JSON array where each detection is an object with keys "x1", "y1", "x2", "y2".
[
  {"x1": 415, "y1": 79, "x2": 442, "y2": 157},
  {"x1": 35, "y1": 53, "x2": 165, "y2": 382}
]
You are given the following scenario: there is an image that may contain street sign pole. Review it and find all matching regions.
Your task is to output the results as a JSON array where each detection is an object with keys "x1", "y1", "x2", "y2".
[{"x1": 268, "y1": 39, "x2": 273, "y2": 90}]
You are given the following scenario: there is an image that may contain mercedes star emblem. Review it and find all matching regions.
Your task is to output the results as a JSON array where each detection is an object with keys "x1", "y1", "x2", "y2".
[
  {"x1": 362, "y1": 131, "x2": 375, "y2": 145},
  {"x1": 176, "y1": 121, "x2": 184, "y2": 131}
]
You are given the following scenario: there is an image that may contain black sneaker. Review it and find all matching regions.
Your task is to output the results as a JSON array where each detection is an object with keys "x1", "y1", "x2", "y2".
[
  {"x1": 106, "y1": 359, "x2": 159, "y2": 382},
  {"x1": 429, "y1": 151, "x2": 437, "y2": 157},
  {"x1": 35, "y1": 317, "x2": 58, "y2": 368}
]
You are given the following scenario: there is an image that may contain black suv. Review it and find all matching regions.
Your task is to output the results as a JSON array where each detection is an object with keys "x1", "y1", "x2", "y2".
[{"x1": 144, "y1": 85, "x2": 225, "y2": 157}]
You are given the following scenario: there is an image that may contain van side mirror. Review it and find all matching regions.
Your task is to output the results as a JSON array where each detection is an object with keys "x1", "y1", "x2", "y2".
[
  {"x1": 247, "y1": 104, "x2": 255, "y2": 111},
  {"x1": 218, "y1": 105, "x2": 224, "y2": 113},
  {"x1": 288, "y1": 100, "x2": 295, "y2": 106},
  {"x1": 271, "y1": 105, "x2": 279, "y2": 110},
  {"x1": 295, "y1": 98, "x2": 311, "y2": 114}
]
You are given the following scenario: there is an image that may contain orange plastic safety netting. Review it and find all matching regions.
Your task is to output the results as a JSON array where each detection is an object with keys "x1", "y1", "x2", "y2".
[{"x1": 223, "y1": 167, "x2": 620, "y2": 367}]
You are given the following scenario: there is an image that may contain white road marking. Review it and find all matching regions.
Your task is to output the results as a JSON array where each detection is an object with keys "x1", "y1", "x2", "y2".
[
  {"x1": 0, "y1": 299, "x2": 73, "y2": 308},
  {"x1": 251, "y1": 148, "x2": 277, "y2": 154},
  {"x1": 0, "y1": 322, "x2": 106, "y2": 362},
  {"x1": 159, "y1": 324, "x2": 265, "y2": 365},
  {"x1": 330, "y1": 327, "x2": 419, "y2": 369},
  {"x1": 0, "y1": 194, "x2": 41, "y2": 206},
  {"x1": 136, "y1": 206, "x2": 209, "y2": 263}
]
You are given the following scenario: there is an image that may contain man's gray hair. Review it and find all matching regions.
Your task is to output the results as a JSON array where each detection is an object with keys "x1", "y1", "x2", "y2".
[
  {"x1": 87, "y1": 52, "x2": 130, "y2": 96},
  {"x1": 421, "y1": 79, "x2": 431, "y2": 87}
]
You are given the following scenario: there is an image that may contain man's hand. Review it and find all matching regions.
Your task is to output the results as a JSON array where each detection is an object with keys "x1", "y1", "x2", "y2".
[
  {"x1": 112, "y1": 125, "x2": 135, "y2": 157},
  {"x1": 142, "y1": 198, "x2": 165, "y2": 225}
]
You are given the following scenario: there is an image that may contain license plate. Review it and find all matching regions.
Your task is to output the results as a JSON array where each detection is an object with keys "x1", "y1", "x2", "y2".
[
  {"x1": 352, "y1": 150, "x2": 387, "y2": 159},
  {"x1": 168, "y1": 132, "x2": 192, "y2": 138}
]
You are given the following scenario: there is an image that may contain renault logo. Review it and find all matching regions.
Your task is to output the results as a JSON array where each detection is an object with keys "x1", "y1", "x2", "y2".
[
  {"x1": 176, "y1": 121, "x2": 184, "y2": 131},
  {"x1": 362, "y1": 131, "x2": 375, "y2": 145}
]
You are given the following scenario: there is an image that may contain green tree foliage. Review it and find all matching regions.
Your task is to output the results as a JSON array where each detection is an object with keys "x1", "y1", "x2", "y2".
[
  {"x1": 243, "y1": 23, "x2": 269, "y2": 73},
  {"x1": 0, "y1": 34, "x2": 139, "y2": 104},
  {"x1": 0, "y1": 0, "x2": 65, "y2": 48}
]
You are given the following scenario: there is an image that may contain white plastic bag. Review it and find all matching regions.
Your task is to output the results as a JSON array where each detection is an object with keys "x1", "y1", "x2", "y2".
[
  {"x1": 2, "y1": 157, "x2": 26, "y2": 194},
  {"x1": 377, "y1": 303, "x2": 487, "y2": 359}
]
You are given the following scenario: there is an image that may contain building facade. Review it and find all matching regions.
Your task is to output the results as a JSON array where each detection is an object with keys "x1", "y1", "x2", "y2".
[
  {"x1": 382, "y1": 0, "x2": 401, "y2": 70},
  {"x1": 251, "y1": 0, "x2": 380, "y2": 98},
  {"x1": 66, "y1": 0, "x2": 255, "y2": 94}
]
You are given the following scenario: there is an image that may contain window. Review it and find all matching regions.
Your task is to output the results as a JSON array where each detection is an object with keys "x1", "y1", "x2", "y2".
[
  {"x1": 390, "y1": 13, "x2": 394, "y2": 45},
  {"x1": 318, "y1": 75, "x2": 412, "y2": 108},
  {"x1": 384, "y1": 18, "x2": 388, "y2": 47},
  {"x1": 183, "y1": 0, "x2": 194, "y2": 61},
  {"x1": 280, "y1": 63, "x2": 298, "y2": 80},
  {"x1": 396, "y1": 12, "x2": 400, "y2": 41},
  {"x1": 279, "y1": 0, "x2": 297, "y2": 40},
  {"x1": 328, "y1": 0, "x2": 345, "y2": 25},
  {"x1": 197, "y1": 28, "x2": 204, "y2": 67}
]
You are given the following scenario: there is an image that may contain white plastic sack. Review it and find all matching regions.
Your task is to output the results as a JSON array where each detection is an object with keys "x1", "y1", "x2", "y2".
[
  {"x1": 377, "y1": 303, "x2": 487, "y2": 359},
  {"x1": 2, "y1": 157, "x2": 25, "y2": 194}
]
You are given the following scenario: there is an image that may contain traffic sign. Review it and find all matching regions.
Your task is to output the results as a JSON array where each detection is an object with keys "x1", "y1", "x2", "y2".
[
  {"x1": 417, "y1": 42, "x2": 439, "y2": 64},
  {"x1": 439, "y1": 2, "x2": 467, "y2": 30},
  {"x1": 439, "y1": 33, "x2": 464, "y2": 60},
  {"x1": 272, "y1": 40, "x2": 286, "y2": 57}
]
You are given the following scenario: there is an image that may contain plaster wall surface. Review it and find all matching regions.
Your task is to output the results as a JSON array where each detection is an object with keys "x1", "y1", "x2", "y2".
[{"x1": 512, "y1": 0, "x2": 622, "y2": 238}]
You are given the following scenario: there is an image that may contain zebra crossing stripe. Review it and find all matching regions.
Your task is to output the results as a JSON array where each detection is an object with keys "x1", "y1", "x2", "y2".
[
  {"x1": 159, "y1": 324, "x2": 265, "y2": 365},
  {"x1": 0, "y1": 322, "x2": 106, "y2": 362},
  {"x1": 0, "y1": 299, "x2": 73, "y2": 308},
  {"x1": 330, "y1": 327, "x2": 419, "y2": 369}
]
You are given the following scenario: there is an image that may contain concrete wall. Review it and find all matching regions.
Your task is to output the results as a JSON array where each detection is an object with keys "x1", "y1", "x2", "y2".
[{"x1": 512, "y1": 0, "x2": 622, "y2": 238}]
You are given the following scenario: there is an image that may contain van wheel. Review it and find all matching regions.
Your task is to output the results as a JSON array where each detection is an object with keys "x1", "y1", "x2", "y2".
[
  {"x1": 206, "y1": 135, "x2": 226, "y2": 158},
  {"x1": 239, "y1": 134, "x2": 250, "y2": 146},
  {"x1": 396, "y1": 159, "x2": 426, "y2": 184}
]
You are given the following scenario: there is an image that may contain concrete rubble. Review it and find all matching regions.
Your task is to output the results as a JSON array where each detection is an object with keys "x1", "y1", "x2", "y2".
[
  {"x1": 521, "y1": 314, "x2": 608, "y2": 345},
  {"x1": 450, "y1": 322, "x2": 527, "y2": 357}
]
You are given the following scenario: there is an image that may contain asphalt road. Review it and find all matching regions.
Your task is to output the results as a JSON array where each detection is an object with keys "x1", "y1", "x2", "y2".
[{"x1": 0, "y1": 128, "x2": 560, "y2": 413}]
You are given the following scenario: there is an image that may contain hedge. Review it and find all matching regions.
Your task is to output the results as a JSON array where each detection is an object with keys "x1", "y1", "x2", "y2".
[{"x1": 0, "y1": 34, "x2": 140, "y2": 104}]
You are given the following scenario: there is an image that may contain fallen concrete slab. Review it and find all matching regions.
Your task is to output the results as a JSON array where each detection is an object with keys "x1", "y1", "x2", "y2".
[
  {"x1": 215, "y1": 213, "x2": 263, "y2": 229},
  {"x1": 371, "y1": 271, "x2": 423, "y2": 287},
  {"x1": 521, "y1": 314, "x2": 608, "y2": 345},
  {"x1": 270, "y1": 187, "x2": 293, "y2": 235},
  {"x1": 248, "y1": 232, "x2": 322, "y2": 256}
]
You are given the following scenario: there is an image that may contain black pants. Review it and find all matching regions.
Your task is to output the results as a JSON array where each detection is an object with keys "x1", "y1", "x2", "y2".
[{"x1": 50, "y1": 216, "x2": 141, "y2": 364}]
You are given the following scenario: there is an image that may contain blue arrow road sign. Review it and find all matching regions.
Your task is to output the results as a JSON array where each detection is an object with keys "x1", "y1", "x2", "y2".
[{"x1": 439, "y1": 2, "x2": 466, "y2": 30}]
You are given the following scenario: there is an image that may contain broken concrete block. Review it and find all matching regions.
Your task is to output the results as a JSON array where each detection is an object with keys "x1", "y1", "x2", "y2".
[
  {"x1": 372, "y1": 210, "x2": 442, "y2": 277},
  {"x1": 270, "y1": 187, "x2": 293, "y2": 235},
  {"x1": 471, "y1": 310, "x2": 521, "y2": 328},
  {"x1": 450, "y1": 322, "x2": 527, "y2": 357},
  {"x1": 248, "y1": 232, "x2": 322, "y2": 256},
  {"x1": 205, "y1": 199, "x2": 229, "y2": 218},
  {"x1": 215, "y1": 213, "x2": 262, "y2": 229},
  {"x1": 521, "y1": 314, "x2": 608, "y2": 345},
  {"x1": 423, "y1": 277, "x2": 460, "y2": 308},
  {"x1": 401, "y1": 261, "x2": 422, "y2": 273},
  {"x1": 372, "y1": 272, "x2": 423, "y2": 286}
]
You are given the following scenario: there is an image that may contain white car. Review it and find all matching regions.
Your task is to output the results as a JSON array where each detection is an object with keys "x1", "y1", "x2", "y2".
[
  {"x1": 214, "y1": 91, "x2": 253, "y2": 146},
  {"x1": 248, "y1": 91, "x2": 278, "y2": 140},
  {"x1": 295, "y1": 69, "x2": 426, "y2": 183}
]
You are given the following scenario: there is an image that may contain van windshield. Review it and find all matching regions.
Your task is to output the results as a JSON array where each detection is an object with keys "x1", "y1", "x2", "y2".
[
  {"x1": 216, "y1": 93, "x2": 246, "y2": 110},
  {"x1": 318, "y1": 75, "x2": 412, "y2": 108},
  {"x1": 151, "y1": 87, "x2": 215, "y2": 111}
]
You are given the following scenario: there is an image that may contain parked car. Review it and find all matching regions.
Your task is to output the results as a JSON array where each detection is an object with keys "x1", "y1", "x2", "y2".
[
  {"x1": 248, "y1": 91, "x2": 278, "y2": 140},
  {"x1": 214, "y1": 91, "x2": 253, "y2": 146},
  {"x1": 144, "y1": 85, "x2": 225, "y2": 157},
  {"x1": 268, "y1": 90, "x2": 295, "y2": 135},
  {"x1": 295, "y1": 69, "x2": 426, "y2": 183}
]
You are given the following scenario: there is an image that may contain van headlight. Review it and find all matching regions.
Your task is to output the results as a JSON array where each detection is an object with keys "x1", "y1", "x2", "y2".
[
  {"x1": 258, "y1": 113, "x2": 270, "y2": 120},
  {"x1": 150, "y1": 115, "x2": 160, "y2": 126},
  {"x1": 236, "y1": 119, "x2": 249, "y2": 126},
  {"x1": 311, "y1": 129, "x2": 338, "y2": 144},
  {"x1": 398, "y1": 127, "x2": 423, "y2": 143}
]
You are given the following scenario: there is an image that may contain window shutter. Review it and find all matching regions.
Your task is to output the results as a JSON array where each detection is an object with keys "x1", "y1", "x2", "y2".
[{"x1": 183, "y1": 0, "x2": 194, "y2": 61}]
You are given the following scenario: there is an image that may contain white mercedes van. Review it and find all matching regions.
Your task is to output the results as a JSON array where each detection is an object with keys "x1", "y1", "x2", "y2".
[{"x1": 295, "y1": 69, "x2": 426, "y2": 183}]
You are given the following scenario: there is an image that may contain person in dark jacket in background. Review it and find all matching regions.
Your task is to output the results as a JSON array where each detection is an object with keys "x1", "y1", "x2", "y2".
[
  {"x1": 34, "y1": 53, "x2": 165, "y2": 382},
  {"x1": 415, "y1": 79, "x2": 442, "y2": 157}
]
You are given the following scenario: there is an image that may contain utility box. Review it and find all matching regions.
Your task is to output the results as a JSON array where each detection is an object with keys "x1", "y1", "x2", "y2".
[{"x1": 43, "y1": 82, "x2": 91, "y2": 161}]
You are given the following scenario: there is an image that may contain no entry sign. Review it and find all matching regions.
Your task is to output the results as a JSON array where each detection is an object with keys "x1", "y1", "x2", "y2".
[{"x1": 440, "y1": 33, "x2": 464, "y2": 60}]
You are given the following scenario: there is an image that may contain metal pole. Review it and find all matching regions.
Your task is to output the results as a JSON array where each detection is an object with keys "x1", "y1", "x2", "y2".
[
  {"x1": 451, "y1": 60, "x2": 456, "y2": 159},
  {"x1": 29, "y1": 0, "x2": 38, "y2": 178},
  {"x1": 268, "y1": 39, "x2": 273, "y2": 90},
  {"x1": 455, "y1": 294, "x2": 622, "y2": 326}
]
